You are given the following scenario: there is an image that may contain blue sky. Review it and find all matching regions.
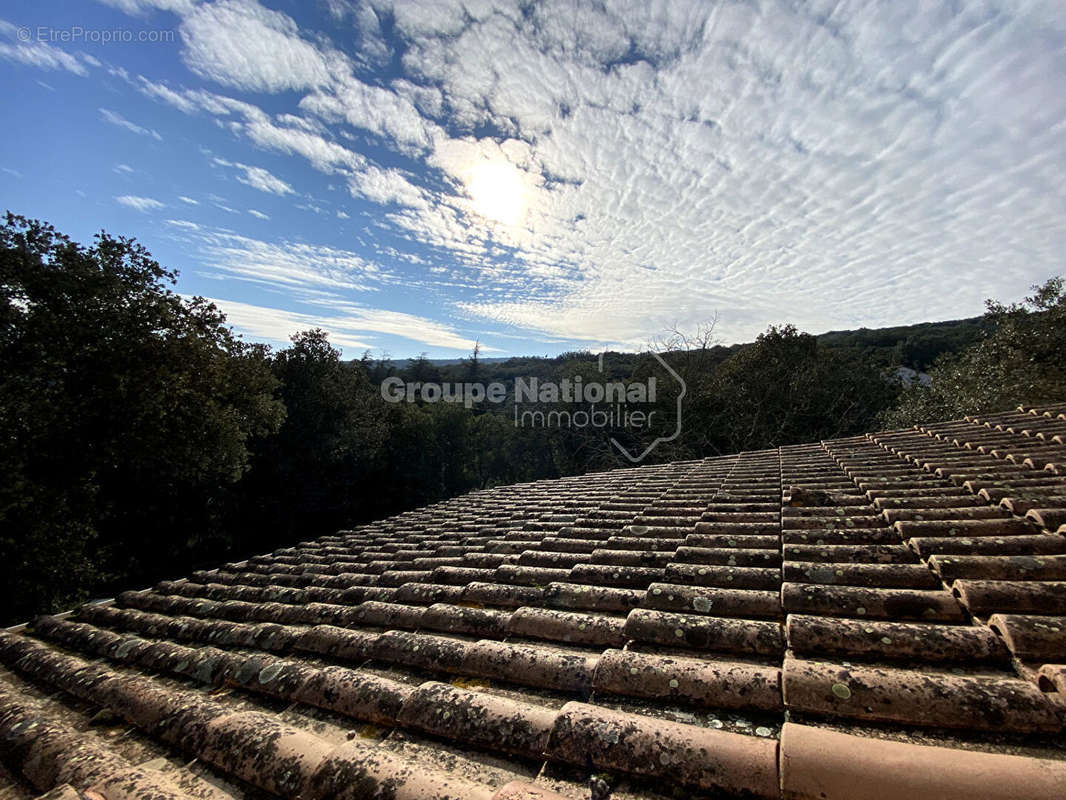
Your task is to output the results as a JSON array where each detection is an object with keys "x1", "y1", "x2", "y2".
[{"x1": 2, "y1": 1, "x2": 1065, "y2": 359}]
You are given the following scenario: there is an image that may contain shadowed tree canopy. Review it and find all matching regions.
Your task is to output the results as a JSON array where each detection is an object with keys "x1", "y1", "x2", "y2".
[
  {"x1": 1, "y1": 214, "x2": 1058, "y2": 626},
  {"x1": 238, "y1": 329, "x2": 388, "y2": 549},
  {"x1": 0, "y1": 213, "x2": 284, "y2": 620},
  {"x1": 403, "y1": 352, "x2": 442, "y2": 383},
  {"x1": 690, "y1": 325, "x2": 899, "y2": 454}
]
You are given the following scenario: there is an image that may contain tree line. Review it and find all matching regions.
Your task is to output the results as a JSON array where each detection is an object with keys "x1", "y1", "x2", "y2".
[{"x1": 2, "y1": 213, "x2": 1062, "y2": 624}]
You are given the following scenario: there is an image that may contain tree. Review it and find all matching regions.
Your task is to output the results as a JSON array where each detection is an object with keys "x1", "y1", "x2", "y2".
[
  {"x1": 0, "y1": 213, "x2": 284, "y2": 623},
  {"x1": 464, "y1": 339, "x2": 481, "y2": 380},
  {"x1": 363, "y1": 350, "x2": 395, "y2": 384},
  {"x1": 690, "y1": 325, "x2": 897, "y2": 453},
  {"x1": 647, "y1": 320, "x2": 725, "y2": 458},
  {"x1": 237, "y1": 330, "x2": 388, "y2": 549},
  {"x1": 404, "y1": 352, "x2": 441, "y2": 383},
  {"x1": 883, "y1": 277, "x2": 1066, "y2": 427}
]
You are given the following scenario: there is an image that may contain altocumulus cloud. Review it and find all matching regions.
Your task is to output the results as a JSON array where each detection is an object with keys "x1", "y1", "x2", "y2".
[{"x1": 40, "y1": 2, "x2": 1066, "y2": 347}]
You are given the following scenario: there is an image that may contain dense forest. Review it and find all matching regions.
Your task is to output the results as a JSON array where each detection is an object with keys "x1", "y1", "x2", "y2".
[{"x1": 2, "y1": 213, "x2": 1064, "y2": 624}]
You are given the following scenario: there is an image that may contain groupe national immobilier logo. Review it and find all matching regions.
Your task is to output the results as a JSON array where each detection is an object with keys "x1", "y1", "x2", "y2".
[{"x1": 381, "y1": 352, "x2": 685, "y2": 462}]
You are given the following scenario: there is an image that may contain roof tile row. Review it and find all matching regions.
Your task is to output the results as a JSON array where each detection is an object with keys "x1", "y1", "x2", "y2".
[{"x1": 4, "y1": 410, "x2": 1066, "y2": 799}]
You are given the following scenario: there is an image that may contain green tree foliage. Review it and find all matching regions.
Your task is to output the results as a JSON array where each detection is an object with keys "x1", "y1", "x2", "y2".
[
  {"x1": 464, "y1": 339, "x2": 481, "y2": 380},
  {"x1": 236, "y1": 329, "x2": 386, "y2": 551},
  {"x1": 0, "y1": 214, "x2": 284, "y2": 621},
  {"x1": 4, "y1": 214, "x2": 1051, "y2": 626},
  {"x1": 817, "y1": 317, "x2": 986, "y2": 370},
  {"x1": 883, "y1": 278, "x2": 1066, "y2": 427},
  {"x1": 403, "y1": 352, "x2": 442, "y2": 383},
  {"x1": 685, "y1": 325, "x2": 899, "y2": 454}
]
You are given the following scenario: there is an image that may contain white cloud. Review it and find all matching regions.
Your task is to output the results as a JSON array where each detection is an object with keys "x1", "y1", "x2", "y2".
[
  {"x1": 137, "y1": 77, "x2": 200, "y2": 114},
  {"x1": 93, "y1": 0, "x2": 1066, "y2": 348},
  {"x1": 0, "y1": 20, "x2": 89, "y2": 75},
  {"x1": 349, "y1": 165, "x2": 426, "y2": 208},
  {"x1": 274, "y1": 112, "x2": 327, "y2": 134},
  {"x1": 236, "y1": 165, "x2": 292, "y2": 195},
  {"x1": 311, "y1": 301, "x2": 494, "y2": 352},
  {"x1": 137, "y1": 76, "x2": 261, "y2": 120},
  {"x1": 192, "y1": 229, "x2": 386, "y2": 293},
  {"x1": 178, "y1": 195, "x2": 199, "y2": 204},
  {"x1": 212, "y1": 156, "x2": 294, "y2": 195},
  {"x1": 358, "y1": 0, "x2": 1066, "y2": 345},
  {"x1": 100, "y1": 0, "x2": 197, "y2": 13},
  {"x1": 202, "y1": 297, "x2": 373, "y2": 353},
  {"x1": 247, "y1": 209, "x2": 269, "y2": 219},
  {"x1": 115, "y1": 195, "x2": 164, "y2": 212},
  {"x1": 386, "y1": 0, "x2": 491, "y2": 40},
  {"x1": 99, "y1": 108, "x2": 162, "y2": 140},
  {"x1": 166, "y1": 218, "x2": 201, "y2": 230},
  {"x1": 326, "y1": 0, "x2": 390, "y2": 69},
  {"x1": 205, "y1": 295, "x2": 487, "y2": 354},
  {"x1": 299, "y1": 78, "x2": 439, "y2": 152},
  {"x1": 114, "y1": 163, "x2": 135, "y2": 174},
  {"x1": 179, "y1": 0, "x2": 332, "y2": 92},
  {"x1": 135, "y1": 70, "x2": 424, "y2": 202},
  {"x1": 241, "y1": 109, "x2": 367, "y2": 174}
]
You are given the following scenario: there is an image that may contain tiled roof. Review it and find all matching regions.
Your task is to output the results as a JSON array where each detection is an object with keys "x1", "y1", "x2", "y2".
[{"x1": 3, "y1": 404, "x2": 1066, "y2": 800}]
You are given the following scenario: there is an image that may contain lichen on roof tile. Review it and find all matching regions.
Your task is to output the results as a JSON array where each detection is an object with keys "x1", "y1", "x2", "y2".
[{"x1": 3, "y1": 407, "x2": 1066, "y2": 799}]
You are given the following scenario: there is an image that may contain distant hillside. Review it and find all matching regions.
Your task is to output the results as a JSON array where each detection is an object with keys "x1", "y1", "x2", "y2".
[
  {"x1": 426, "y1": 356, "x2": 513, "y2": 366},
  {"x1": 388, "y1": 316, "x2": 987, "y2": 380},
  {"x1": 815, "y1": 316, "x2": 987, "y2": 370}
]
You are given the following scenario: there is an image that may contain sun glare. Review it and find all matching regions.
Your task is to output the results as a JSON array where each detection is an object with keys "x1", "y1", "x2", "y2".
[{"x1": 466, "y1": 160, "x2": 526, "y2": 227}]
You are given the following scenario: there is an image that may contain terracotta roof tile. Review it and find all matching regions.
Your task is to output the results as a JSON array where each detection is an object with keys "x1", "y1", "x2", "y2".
[
  {"x1": 508, "y1": 607, "x2": 626, "y2": 647},
  {"x1": 4, "y1": 407, "x2": 1066, "y2": 798},
  {"x1": 783, "y1": 656, "x2": 1060, "y2": 731},
  {"x1": 953, "y1": 579, "x2": 1066, "y2": 615},
  {"x1": 987, "y1": 613, "x2": 1066, "y2": 661},
  {"x1": 542, "y1": 582, "x2": 642, "y2": 612},
  {"x1": 624, "y1": 608, "x2": 784, "y2": 654},
  {"x1": 779, "y1": 722, "x2": 1066, "y2": 800},
  {"x1": 782, "y1": 583, "x2": 966, "y2": 621},
  {"x1": 785, "y1": 613, "x2": 1009, "y2": 664},
  {"x1": 547, "y1": 701, "x2": 779, "y2": 797}
]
